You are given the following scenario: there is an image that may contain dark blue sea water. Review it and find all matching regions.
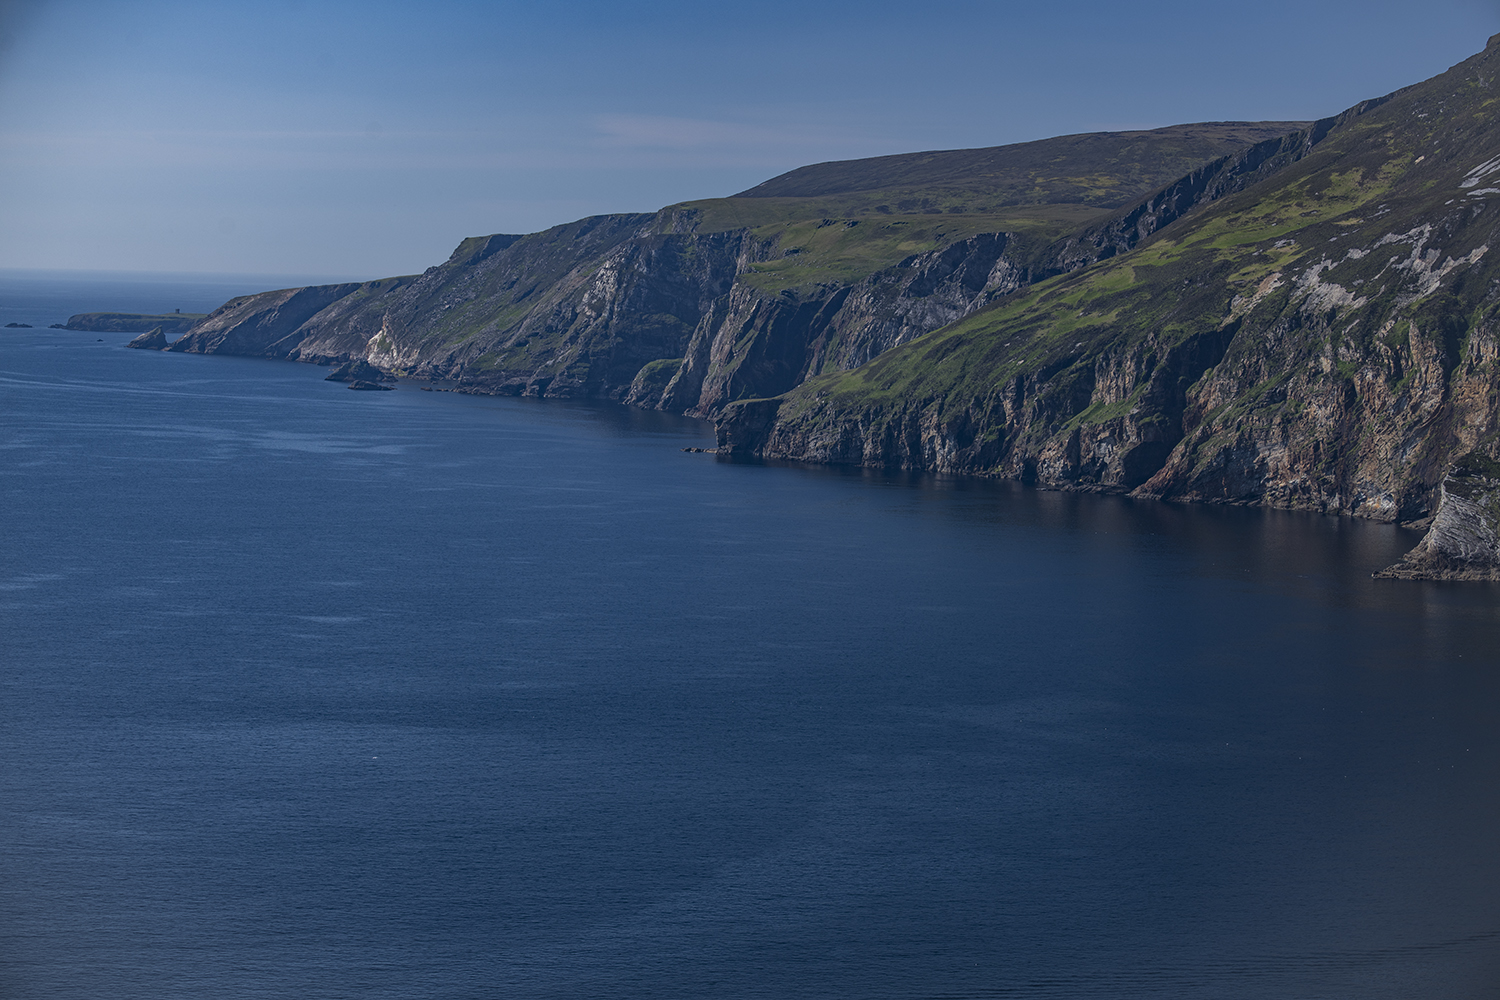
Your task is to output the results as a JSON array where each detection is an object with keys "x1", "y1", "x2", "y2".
[{"x1": 2, "y1": 276, "x2": 1499, "y2": 999}]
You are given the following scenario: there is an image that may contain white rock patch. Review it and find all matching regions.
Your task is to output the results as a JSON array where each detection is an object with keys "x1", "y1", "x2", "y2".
[{"x1": 1461, "y1": 154, "x2": 1500, "y2": 189}]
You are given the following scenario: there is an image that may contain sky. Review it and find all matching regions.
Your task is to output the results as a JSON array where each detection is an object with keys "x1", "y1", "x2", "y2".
[{"x1": 0, "y1": 0, "x2": 1498, "y2": 280}]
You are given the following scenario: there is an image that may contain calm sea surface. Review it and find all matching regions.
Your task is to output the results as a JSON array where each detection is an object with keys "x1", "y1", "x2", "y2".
[{"x1": 2, "y1": 275, "x2": 1499, "y2": 999}]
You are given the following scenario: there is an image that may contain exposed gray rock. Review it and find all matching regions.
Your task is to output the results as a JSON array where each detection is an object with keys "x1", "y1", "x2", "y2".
[
  {"x1": 1377, "y1": 456, "x2": 1500, "y2": 581},
  {"x1": 168, "y1": 284, "x2": 376, "y2": 356},
  {"x1": 713, "y1": 37, "x2": 1500, "y2": 557},
  {"x1": 347, "y1": 380, "x2": 394, "y2": 391}
]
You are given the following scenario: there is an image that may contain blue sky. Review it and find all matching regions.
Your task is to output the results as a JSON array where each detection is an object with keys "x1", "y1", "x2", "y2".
[{"x1": 0, "y1": 0, "x2": 1497, "y2": 278}]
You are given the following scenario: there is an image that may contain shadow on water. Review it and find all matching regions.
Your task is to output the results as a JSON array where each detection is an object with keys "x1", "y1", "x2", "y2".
[
  {"x1": 721, "y1": 456, "x2": 1500, "y2": 671},
  {"x1": 730, "y1": 455, "x2": 1424, "y2": 585},
  {"x1": 429, "y1": 386, "x2": 718, "y2": 441}
]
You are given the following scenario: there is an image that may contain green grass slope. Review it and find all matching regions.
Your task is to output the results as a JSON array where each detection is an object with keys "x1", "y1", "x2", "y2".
[
  {"x1": 731, "y1": 123, "x2": 1308, "y2": 207},
  {"x1": 674, "y1": 123, "x2": 1309, "y2": 295}
]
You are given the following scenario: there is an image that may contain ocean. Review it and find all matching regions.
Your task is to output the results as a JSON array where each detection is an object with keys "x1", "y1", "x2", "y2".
[{"x1": 2, "y1": 273, "x2": 1497, "y2": 998}]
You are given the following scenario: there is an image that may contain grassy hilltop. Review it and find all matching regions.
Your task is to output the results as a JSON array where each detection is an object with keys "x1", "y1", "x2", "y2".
[{"x1": 676, "y1": 123, "x2": 1305, "y2": 293}]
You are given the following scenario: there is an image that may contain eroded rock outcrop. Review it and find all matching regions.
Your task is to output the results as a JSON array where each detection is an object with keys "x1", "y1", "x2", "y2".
[
  {"x1": 126, "y1": 327, "x2": 169, "y2": 350},
  {"x1": 168, "y1": 283, "x2": 375, "y2": 357},
  {"x1": 1376, "y1": 456, "x2": 1500, "y2": 580},
  {"x1": 324, "y1": 359, "x2": 394, "y2": 383}
]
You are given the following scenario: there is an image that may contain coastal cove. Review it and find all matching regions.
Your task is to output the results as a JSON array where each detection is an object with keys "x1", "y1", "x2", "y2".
[{"x1": 3, "y1": 275, "x2": 1500, "y2": 996}]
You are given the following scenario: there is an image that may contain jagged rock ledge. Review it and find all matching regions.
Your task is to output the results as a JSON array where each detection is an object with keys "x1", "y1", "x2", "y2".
[{"x1": 1376, "y1": 455, "x2": 1500, "y2": 581}]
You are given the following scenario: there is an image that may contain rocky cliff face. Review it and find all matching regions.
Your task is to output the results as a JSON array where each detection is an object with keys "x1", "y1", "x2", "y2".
[
  {"x1": 155, "y1": 220, "x2": 1049, "y2": 413},
  {"x1": 715, "y1": 36, "x2": 1500, "y2": 580},
  {"x1": 129, "y1": 40, "x2": 1500, "y2": 580},
  {"x1": 169, "y1": 282, "x2": 379, "y2": 357},
  {"x1": 1376, "y1": 455, "x2": 1500, "y2": 580}
]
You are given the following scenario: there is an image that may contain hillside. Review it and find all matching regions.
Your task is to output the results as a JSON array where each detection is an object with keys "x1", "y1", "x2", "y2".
[
  {"x1": 732, "y1": 122, "x2": 1303, "y2": 207},
  {"x1": 65, "y1": 312, "x2": 204, "y2": 335},
  {"x1": 717, "y1": 36, "x2": 1500, "y2": 579},
  {"x1": 155, "y1": 121, "x2": 1304, "y2": 416}
]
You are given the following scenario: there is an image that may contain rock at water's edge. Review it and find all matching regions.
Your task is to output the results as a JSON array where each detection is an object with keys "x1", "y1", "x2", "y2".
[
  {"x1": 1376, "y1": 454, "x2": 1500, "y2": 581},
  {"x1": 326, "y1": 359, "x2": 395, "y2": 383},
  {"x1": 126, "y1": 327, "x2": 170, "y2": 351},
  {"x1": 347, "y1": 379, "x2": 394, "y2": 391}
]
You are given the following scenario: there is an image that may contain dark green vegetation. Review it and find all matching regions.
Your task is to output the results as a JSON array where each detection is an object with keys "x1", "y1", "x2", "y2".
[
  {"x1": 716, "y1": 35, "x2": 1500, "y2": 577},
  {"x1": 66, "y1": 312, "x2": 204, "y2": 335}
]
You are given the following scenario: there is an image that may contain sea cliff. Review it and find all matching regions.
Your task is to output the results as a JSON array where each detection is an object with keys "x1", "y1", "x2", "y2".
[{"x1": 716, "y1": 36, "x2": 1500, "y2": 578}]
